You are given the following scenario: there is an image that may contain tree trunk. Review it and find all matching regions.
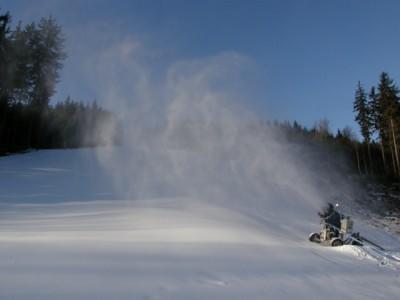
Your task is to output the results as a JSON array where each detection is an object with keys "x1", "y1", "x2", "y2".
[
  {"x1": 355, "y1": 144, "x2": 362, "y2": 175},
  {"x1": 380, "y1": 141, "x2": 387, "y2": 175},
  {"x1": 362, "y1": 143, "x2": 369, "y2": 175},
  {"x1": 390, "y1": 118, "x2": 400, "y2": 177},
  {"x1": 390, "y1": 143, "x2": 397, "y2": 176},
  {"x1": 367, "y1": 142, "x2": 373, "y2": 175}
]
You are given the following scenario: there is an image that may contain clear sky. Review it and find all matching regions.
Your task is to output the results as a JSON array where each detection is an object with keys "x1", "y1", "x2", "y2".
[{"x1": 3, "y1": 0, "x2": 400, "y2": 133}]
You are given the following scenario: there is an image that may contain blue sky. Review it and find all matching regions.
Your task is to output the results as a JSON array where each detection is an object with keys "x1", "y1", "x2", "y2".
[{"x1": 3, "y1": 0, "x2": 400, "y2": 133}]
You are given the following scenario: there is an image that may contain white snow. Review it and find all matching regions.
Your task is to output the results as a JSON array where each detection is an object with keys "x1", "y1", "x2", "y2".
[{"x1": 1, "y1": 149, "x2": 400, "y2": 300}]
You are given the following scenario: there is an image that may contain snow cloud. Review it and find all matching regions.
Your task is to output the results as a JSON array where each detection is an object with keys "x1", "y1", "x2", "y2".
[{"x1": 85, "y1": 35, "x2": 355, "y2": 224}]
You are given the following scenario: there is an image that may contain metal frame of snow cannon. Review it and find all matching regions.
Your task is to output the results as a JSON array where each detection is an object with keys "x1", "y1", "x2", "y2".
[
  {"x1": 309, "y1": 215, "x2": 387, "y2": 250},
  {"x1": 309, "y1": 215, "x2": 361, "y2": 247},
  {"x1": 309, "y1": 203, "x2": 388, "y2": 249}
]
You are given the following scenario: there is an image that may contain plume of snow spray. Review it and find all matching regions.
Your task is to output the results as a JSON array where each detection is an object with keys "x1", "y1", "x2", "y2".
[{"x1": 88, "y1": 37, "x2": 356, "y2": 226}]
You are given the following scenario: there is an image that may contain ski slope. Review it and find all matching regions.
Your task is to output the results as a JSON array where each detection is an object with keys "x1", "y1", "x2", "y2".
[{"x1": 0, "y1": 149, "x2": 400, "y2": 300}]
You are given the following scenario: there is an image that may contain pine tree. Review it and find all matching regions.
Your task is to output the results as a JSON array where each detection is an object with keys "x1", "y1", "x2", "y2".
[
  {"x1": 0, "y1": 11, "x2": 12, "y2": 103},
  {"x1": 369, "y1": 86, "x2": 387, "y2": 174},
  {"x1": 354, "y1": 82, "x2": 372, "y2": 143},
  {"x1": 10, "y1": 17, "x2": 67, "y2": 148},
  {"x1": 369, "y1": 86, "x2": 379, "y2": 135},
  {"x1": 353, "y1": 81, "x2": 372, "y2": 173},
  {"x1": 29, "y1": 17, "x2": 66, "y2": 108},
  {"x1": 376, "y1": 72, "x2": 400, "y2": 175},
  {"x1": 10, "y1": 22, "x2": 32, "y2": 105},
  {"x1": 0, "y1": 11, "x2": 12, "y2": 151}
]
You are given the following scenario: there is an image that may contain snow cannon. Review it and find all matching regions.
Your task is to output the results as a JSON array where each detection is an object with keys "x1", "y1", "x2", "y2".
[{"x1": 309, "y1": 203, "x2": 362, "y2": 247}]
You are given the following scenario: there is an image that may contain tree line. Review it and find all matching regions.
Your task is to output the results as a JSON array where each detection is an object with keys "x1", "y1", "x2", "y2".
[
  {"x1": 270, "y1": 71, "x2": 400, "y2": 182},
  {"x1": 264, "y1": 71, "x2": 400, "y2": 182},
  {"x1": 353, "y1": 72, "x2": 400, "y2": 179},
  {"x1": 0, "y1": 10, "x2": 116, "y2": 155}
]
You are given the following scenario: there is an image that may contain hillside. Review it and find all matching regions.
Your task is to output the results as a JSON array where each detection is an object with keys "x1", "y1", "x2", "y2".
[{"x1": 0, "y1": 149, "x2": 400, "y2": 299}]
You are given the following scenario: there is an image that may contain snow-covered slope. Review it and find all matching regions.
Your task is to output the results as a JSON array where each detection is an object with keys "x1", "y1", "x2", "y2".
[{"x1": 0, "y1": 149, "x2": 400, "y2": 300}]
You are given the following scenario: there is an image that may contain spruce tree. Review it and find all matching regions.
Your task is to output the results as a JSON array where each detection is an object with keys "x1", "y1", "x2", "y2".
[
  {"x1": 353, "y1": 81, "x2": 372, "y2": 173},
  {"x1": 369, "y1": 86, "x2": 387, "y2": 173},
  {"x1": 0, "y1": 11, "x2": 11, "y2": 151},
  {"x1": 29, "y1": 17, "x2": 66, "y2": 108},
  {"x1": 369, "y1": 86, "x2": 380, "y2": 135},
  {"x1": 0, "y1": 11, "x2": 11, "y2": 102},
  {"x1": 376, "y1": 72, "x2": 400, "y2": 175},
  {"x1": 354, "y1": 82, "x2": 372, "y2": 144}
]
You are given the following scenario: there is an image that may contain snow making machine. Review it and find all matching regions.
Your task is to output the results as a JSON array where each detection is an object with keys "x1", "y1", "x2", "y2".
[
  {"x1": 309, "y1": 214, "x2": 359, "y2": 247},
  {"x1": 308, "y1": 203, "x2": 386, "y2": 250}
]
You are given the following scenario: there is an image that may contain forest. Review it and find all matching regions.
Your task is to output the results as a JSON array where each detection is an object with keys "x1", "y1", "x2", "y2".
[
  {"x1": 0, "y1": 11, "x2": 115, "y2": 155},
  {"x1": 267, "y1": 69, "x2": 400, "y2": 185}
]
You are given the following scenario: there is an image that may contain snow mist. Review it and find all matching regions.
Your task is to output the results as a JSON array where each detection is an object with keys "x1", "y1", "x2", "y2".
[{"x1": 88, "y1": 37, "x2": 355, "y2": 225}]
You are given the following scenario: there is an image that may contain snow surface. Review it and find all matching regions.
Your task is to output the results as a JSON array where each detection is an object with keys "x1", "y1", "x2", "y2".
[{"x1": 1, "y1": 149, "x2": 400, "y2": 300}]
